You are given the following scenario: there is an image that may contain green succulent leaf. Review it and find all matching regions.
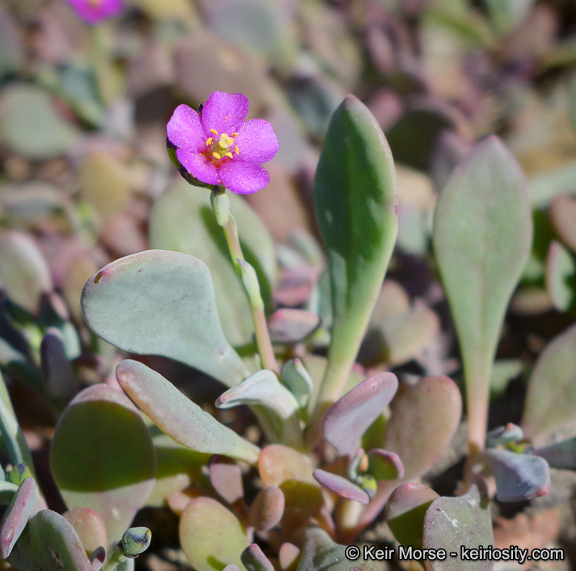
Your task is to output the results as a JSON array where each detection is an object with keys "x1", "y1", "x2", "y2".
[
  {"x1": 116, "y1": 360, "x2": 260, "y2": 464},
  {"x1": 312, "y1": 95, "x2": 397, "y2": 414},
  {"x1": 180, "y1": 497, "x2": 249, "y2": 571},
  {"x1": 522, "y1": 323, "x2": 576, "y2": 442},
  {"x1": 433, "y1": 136, "x2": 532, "y2": 451},
  {"x1": 296, "y1": 527, "x2": 384, "y2": 571},
  {"x1": 422, "y1": 485, "x2": 494, "y2": 571},
  {"x1": 50, "y1": 384, "x2": 157, "y2": 543},
  {"x1": 6, "y1": 509, "x2": 92, "y2": 570},
  {"x1": 81, "y1": 249, "x2": 248, "y2": 387}
]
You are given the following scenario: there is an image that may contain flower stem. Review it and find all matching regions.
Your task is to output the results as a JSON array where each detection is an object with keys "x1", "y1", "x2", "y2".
[{"x1": 211, "y1": 188, "x2": 279, "y2": 375}]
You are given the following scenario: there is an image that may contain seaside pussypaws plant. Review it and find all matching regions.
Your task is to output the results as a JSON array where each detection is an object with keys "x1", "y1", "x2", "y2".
[{"x1": 2, "y1": 86, "x2": 576, "y2": 571}]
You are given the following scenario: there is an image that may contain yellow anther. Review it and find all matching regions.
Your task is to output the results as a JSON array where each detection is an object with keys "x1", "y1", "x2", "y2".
[
  {"x1": 210, "y1": 128, "x2": 219, "y2": 135},
  {"x1": 232, "y1": 132, "x2": 239, "y2": 137},
  {"x1": 225, "y1": 152, "x2": 233, "y2": 159},
  {"x1": 235, "y1": 146, "x2": 239, "y2": 155},
  {"x1": 218, "y1": 133, "x2": 235, "y2": 149},
  {"x1": 205, "y1": 137, "x2": 213, "y2": 146},
  {"x1": 213, "y1": 152, "x2": 221, "y2": 160}
]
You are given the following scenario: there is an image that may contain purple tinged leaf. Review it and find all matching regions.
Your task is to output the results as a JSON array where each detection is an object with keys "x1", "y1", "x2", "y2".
[
  {"x1": 40, "y1": 327, "x2": 78, "y2": 401},
  {"x1": 89, "y1": 546, "x2": 106, "y2": 570},
  {"x1": 385, "y1": 482, "x2": 439, "y2": 550},
  {"x1": 313, "y1": 469, "x2": 370, "y2": 505},
  {"x1": 116, "y1": 359, "x2": 260, "y2": 464},
  {"x1": 484, "y1": 449, "x2": 550, "y2": 502},
  {"x1": 268, "y1": 309, "x2": 321, "y2": 344},
  {"x1": 6, "y1": 510, "x2": 91, "y2": 570},
  {"x1": 550, "y1": 194, "x2": 576, "y2": 253},
  {"x1": 534, "y1": 436, "x2": 576, "y2": 470},
  {"x1": 383, "y1": 376, "x2": 462, "y2": 480},
  {"x1": 322, "y1": 372, "x2": 399, "y2": 458},
  {"x1": 63, "y1": 507, "x2": 107, "y2": 557},
  {"x1": 422, "y1": 485, "x2": 493, "y2": 571},
  {"x1": 279, "y1": 543, "x2": 300, "y2": 571},
  {"x1": 366, "y1": 449, "x2": 404, "y2": 480},
  {"x1": 0, "y1": 478, "x2": 41, "y2": 558},
  {"x1": 210, "y1": 456, "x2": 244, "y2": 505},
  {"x1": 242, "y1": 544, "x2": 275, "y2": 571},
  {"x1": 248, "y1": 486, "x2": 285, "y2": 532}
]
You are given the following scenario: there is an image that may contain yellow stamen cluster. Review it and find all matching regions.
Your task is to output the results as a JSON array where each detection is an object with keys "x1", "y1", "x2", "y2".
[{"x1": 205, "y1": 129, "x2": 240, "y2": 161}]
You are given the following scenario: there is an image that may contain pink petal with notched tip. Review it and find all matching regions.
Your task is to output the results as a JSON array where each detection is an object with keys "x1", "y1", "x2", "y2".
[
  {"x1": 201, "y1": 92, "x2": 249, "y2": 138},
  {"x1": 234, "y1": 119, "x2": 279, "y2": 164},
  {"x1": 167, "y1": 105, "x2": 206, "y2": 151},
  {"x1": 219, "y1": 161, "x2": 270, "y2": 195},
  {"x1": 176, "y1": 149, "x2": 220, "y2": 186}
]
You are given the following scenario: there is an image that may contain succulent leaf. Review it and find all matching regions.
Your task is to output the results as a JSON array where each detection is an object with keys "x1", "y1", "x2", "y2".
[
  {"x1": 116, "y1": 359, "x2": 260, "y2": 464},
  {"x1": 81, "y1": 250, "x2": 248, "y2": 387}
]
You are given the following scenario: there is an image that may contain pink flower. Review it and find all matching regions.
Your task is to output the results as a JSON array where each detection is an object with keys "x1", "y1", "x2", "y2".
[
  {"x1": 167, "y1": 92, "x2": 279, "y2": 195},
  {"x1": 65, "y1": 0, "x2": 123, "y2": 24}
]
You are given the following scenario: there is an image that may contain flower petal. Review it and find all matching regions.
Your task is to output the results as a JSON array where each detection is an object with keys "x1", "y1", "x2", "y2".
[
  {"x1": 167, "y1": 105, "x2": 206, "y2": 151},
  {"x1": 219, "y1": 161, "x2": 270, "y2": 195},
  {"x1": 234, "y1": 119, "x2": 279, "y2": 164},
  {"x1": 201, "y1": 92, "x2": 249, "y2": 137},
  {"x1": 176, "y1": 149, "x2": 220, "y2": 186},
  {"x1": 66, "y1": 0, "x2": 123, "y2": 23}
]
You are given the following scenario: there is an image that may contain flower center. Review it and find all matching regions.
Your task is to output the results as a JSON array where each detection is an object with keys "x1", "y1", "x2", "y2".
[
  {"x1": 205, "y1": 129, "x2": 240, "y2": 161},
  {"x1": 87, "y1": 0, "x2": 103, "y2": 7}
]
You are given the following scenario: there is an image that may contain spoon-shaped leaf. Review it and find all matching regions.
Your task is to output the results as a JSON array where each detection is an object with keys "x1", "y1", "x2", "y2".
[
  {"x1": 81, "y1": 250, "x2": 248, "y2": 387},
  {"x1": 433, "y1": 136, "x2": 532, "y2": 455},
  {"x1": 116, "y1": 359, "x2": 260, "y2": 464},
  {"x1": 50, "y1": 384, "x2": 156, "y2": 543},
  {"x1": 484, "y1": 449, "x2": 550, "y2": 502},
  {"x1": 522, "y1": 323, "x2": 576, "y2": 442},
  {"x1": 248, "y1": 486, "x2": 285, "y2": 532},
  {"x1": 385, "y1": 482, "x2": 439, "y2": 551},
  {"x1": 311, "y1": 95, "x2": 397, "y2": 418},
  {"x1": 6, "y1": 509, "x2": 92, "y2": 570},
  {"x1": 322, "y1": 372, "x2": 398, "y2": 458},
  {"x1": 422, "y1": 485, "x2": 494, "y2": 571},
  {"x1": 180, "y1": 497, "x2": 249, "y2": 571}
]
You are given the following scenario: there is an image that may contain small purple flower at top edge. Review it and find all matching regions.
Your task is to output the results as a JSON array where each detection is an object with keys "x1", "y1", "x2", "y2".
[
  {"x1": 166, "y1": 92, "x2": 280, "y2": 195},
  {"x1": 65, "y1": 0, "x2": 123, "y2": 25}
]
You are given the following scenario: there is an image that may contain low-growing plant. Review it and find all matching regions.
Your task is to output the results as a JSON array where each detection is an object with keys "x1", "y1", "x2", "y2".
[{"x1": 2, "y1": 84, "x2": 576, "y2": 571}]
